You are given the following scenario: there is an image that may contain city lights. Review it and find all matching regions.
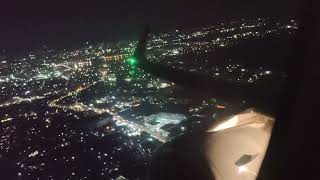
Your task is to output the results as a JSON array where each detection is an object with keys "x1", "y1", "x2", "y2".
[{"x1": 0, "y1": 18, "x2": 297, "y2": 180}]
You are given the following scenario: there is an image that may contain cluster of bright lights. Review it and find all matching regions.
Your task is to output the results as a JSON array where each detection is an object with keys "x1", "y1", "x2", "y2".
[{"x1": 127, "y1": 57, "x2": 137, "y2": 66}]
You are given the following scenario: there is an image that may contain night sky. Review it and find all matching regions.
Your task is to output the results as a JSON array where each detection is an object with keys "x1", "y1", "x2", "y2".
[{"x1": 0, "y1": 0, "x2": 302, "y2": 52}]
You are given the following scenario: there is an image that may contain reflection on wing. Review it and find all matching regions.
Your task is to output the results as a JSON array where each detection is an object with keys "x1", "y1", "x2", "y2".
[
  {"x1": 148, "y1": 109, "x2": 274, "y2": 180},
  {"x1": 205, "y1": 109, "x2": 274, "y2": 180}
]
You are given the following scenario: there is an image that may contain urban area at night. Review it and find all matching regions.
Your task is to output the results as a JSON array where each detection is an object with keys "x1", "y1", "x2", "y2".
[{"x1": 0, "y1": 18, "x2": 298, "y2": 180}]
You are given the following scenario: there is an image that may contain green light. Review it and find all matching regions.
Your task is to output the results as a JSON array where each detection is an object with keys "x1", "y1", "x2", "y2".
[{"x1": 127, "y1": 57, "x2": 137, "y2": 66}]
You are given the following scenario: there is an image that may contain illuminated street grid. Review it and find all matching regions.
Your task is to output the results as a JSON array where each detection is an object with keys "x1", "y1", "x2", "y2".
[{"x1": 0, "y1": 18, "x2": 297, "y2": 180}]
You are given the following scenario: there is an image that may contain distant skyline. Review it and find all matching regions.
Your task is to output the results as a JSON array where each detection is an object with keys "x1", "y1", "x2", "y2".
[{"x1": 0, "y1": 0, "x2": 302, "y2": 52}]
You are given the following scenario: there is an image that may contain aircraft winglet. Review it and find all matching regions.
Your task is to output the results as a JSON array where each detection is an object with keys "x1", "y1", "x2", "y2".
[{"x1": 131, "y1": 25, "x2": 150, "y2": 66}]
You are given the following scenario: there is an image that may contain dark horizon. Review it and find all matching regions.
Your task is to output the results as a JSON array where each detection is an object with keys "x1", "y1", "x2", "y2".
[{"x1": 0, "y1": 0, "x2": 302, "y2": 52}]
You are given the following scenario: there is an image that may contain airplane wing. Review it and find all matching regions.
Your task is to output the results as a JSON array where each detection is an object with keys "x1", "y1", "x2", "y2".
[
  {"x1": 130, "y1": 26, "x2": 284, "y2": 116},
  {"x1": 130, "y1": 3, "x2": 318, "y2": 180},
  {"x1": 130, "y1": 26, "x2": 284, "y2": 180}
]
